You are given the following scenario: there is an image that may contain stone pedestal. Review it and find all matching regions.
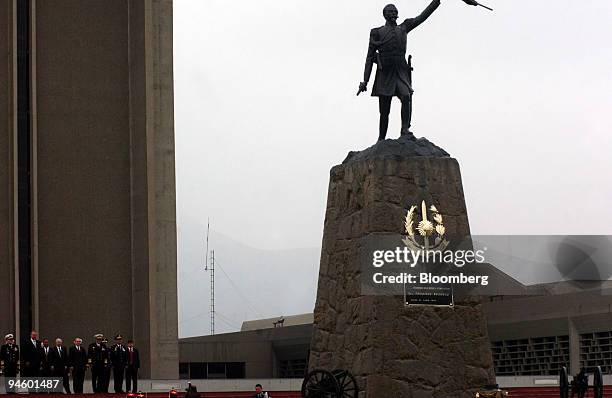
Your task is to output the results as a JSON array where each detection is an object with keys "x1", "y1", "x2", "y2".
[{"x1": 309, "y1": 137, "x2": 495, "y2": 397}]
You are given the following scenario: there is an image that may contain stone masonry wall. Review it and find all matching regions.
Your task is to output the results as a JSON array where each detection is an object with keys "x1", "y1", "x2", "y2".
[{"x1": 309, "y1": 140, "x2": 495, "y2": 398}]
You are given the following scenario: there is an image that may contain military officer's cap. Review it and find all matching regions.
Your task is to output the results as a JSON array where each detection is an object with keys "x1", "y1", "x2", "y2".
[
  {"x1": 115, "y1": 334, "x2": 123, "y2": 340},
  {"x1": 94, "y1": 333, "x2": 103, "y2": 339},
  {"x1": 5, "y1": 333, "x2": 14, "y2": 340}
]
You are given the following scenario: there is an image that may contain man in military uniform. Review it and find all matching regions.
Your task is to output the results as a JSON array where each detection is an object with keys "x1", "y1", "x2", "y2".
[
  {"x1": 358, "y1": 1, "x2": 441, "y2": 141},
  {"x1": 1, "y1": 334, "x2": 20, "y2": 394},
  {"x1": 87, "y1": 334, "x2": 109, "y2": 393},
  {"x1": 101, "y1": 337, "x2": 112, "y2": 392},
  {"x1": 110, "y1": 334, "x2": 128, "y2": 393}
]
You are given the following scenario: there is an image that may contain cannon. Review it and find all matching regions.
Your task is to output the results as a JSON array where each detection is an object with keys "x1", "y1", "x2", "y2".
[
  {"x1": 301, "y1": 369, "x2": 358, "y2": 398},
  {"x1": 559, "y1": 365, "x2": 604, "y2": 398}
]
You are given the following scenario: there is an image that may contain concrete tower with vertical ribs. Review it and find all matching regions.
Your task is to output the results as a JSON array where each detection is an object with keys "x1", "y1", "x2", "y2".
[{"x1": 0, "y1": 0, "x2": 178, "y2": 378}]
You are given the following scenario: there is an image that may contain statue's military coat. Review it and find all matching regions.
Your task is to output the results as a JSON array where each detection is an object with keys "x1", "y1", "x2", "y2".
[{"x1": 364, "y1": 0, "x2": 440, "y2": 97}]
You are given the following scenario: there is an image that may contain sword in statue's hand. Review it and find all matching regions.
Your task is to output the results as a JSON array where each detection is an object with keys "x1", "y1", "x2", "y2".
[{"x1": 462, "y1": 0, "x2": 493, "y2": 11}]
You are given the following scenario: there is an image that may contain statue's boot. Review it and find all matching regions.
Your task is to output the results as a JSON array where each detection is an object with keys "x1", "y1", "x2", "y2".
[{"x1": 400, "y1": 126, "x2": 416, "y2": 141}]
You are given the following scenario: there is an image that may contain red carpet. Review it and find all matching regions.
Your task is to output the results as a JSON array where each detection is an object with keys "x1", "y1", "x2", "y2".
[
  {"x1": 18, "y1": 387, "x2": 612, "y2": 398},
  {"x1": 506, "y1": 387, "x2": 611, "y2": 398},
  {"x1": 193, "y1": 388, "x2": 612, "y2": 398}
]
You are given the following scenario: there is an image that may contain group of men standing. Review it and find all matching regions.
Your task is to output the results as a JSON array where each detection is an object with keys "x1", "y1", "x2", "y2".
[{"x1": 0, "y1": 330, "x2": 140, "y2": 394}]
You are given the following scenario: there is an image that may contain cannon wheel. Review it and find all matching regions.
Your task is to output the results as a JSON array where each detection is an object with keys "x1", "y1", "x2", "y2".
[
  {"x1": 593, "y1": 366, "x2": 604, "y2": 398},
  {"x1": 332, "y1": 369, "x2": 359, "y2": 398},
  {"x1": 560, "y1": 366, "x2": 569, "y2": 398},
  {"x1": 301, "y1": 369, "x2": 341, "y2": 398}
]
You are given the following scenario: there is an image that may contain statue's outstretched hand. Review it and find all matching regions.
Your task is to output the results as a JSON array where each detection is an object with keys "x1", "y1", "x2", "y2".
[{"x1": 357, "y1": 82, "x2": 368, "y2": 96}]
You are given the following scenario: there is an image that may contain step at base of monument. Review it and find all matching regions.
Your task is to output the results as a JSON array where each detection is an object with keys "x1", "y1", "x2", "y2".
[
  {"x1": 201, "y1": 393, "x2": 299, "y2": 398},
  {"x1": 506, "y1": 387, "x2": 612, "y2": 398}
]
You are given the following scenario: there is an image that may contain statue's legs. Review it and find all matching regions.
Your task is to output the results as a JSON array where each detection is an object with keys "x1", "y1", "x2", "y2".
[
  {"x1": 400, "y1": 94, "x2": 413, "y2": 135},
  {"x1": 378, "y1": 95, "x2": 414, "y2": 141},
  {"x1": 378, "y1": 96, "x2": 392, "y2": 141}
]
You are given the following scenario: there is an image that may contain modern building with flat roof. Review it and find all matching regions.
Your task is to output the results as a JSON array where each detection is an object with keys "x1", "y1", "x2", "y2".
[
  {"x1": 180, "y1": 314, "x2": 313, "y2": 380},
  {"x1": 179, "y1": 283, "x2": 612, "y2": 383}
]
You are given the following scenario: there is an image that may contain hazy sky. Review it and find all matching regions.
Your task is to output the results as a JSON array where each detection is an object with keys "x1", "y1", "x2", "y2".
[
  {"x1": 174, "y1": 0, "x2": 612, "y2": 251},
  {"x1": 173, "y1": 0, "x2": 612, "y2": 335}
]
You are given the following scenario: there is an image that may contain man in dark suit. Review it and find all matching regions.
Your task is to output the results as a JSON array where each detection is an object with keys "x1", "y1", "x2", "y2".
[
  {"x1": 49, "y1": 338, "x2": 71, "y2": 394},
  {"x1": 68, "y1": 337, "x2": 88, "y2": 394},
  {"x1": 39, "y1": 338, "x2": 52, "y2": 377},
  {"x1": 125, "y1": 340, "x2": 140, "y2": 392},
  {"x1": 21, "y1": 330, "x2": 42, "y2": 378},
  {"x1": 110, "y1": 334, "x2": 128, "y2": 393},
  {"x1": 358, "y1": 1, "x2": 441, "y2": 141},
  {"x1": 253, "y1": 383, "x2": 270, "y2": 398},
  {"x1": 88, "y1": 334, "x2": 109, "y2": 393}
]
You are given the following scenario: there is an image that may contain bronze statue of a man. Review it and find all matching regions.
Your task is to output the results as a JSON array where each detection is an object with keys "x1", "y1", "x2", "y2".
[
  {"x1": 358, "y1": 1, "x2": 442, "y2": 141},
  {"x1": 358, "y1": 0, "x2": 488, "y2": 141}
]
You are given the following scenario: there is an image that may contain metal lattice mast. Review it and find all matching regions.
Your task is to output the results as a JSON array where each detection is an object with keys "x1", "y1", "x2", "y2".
[
  {"x1": 204, "y1": 220, "x2": 215, "y2": 335},
  {"x1": 209, "y1": 250, "x2": 215, "y2": 335}
]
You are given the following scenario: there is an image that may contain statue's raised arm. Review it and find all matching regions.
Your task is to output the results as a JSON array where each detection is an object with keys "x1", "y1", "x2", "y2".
[{"x1": 401, "y1": 0, "x2": 441, "y2": 33}]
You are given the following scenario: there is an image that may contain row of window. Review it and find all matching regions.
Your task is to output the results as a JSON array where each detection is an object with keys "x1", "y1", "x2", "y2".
[
  {"x1": 492, "y1": 335, "x2": 571, "y2": 376},
  {"x1": 580, "y1": 331, "x2": 612, "y2": 374},
  {"x1": 179, "y1": 362, "x2": 246, "y2": 379},
  {"x1": 492, "y1": 331, "x2": 612, "y2": 376},
  {"x1": 179, "y1": 358, "x2": 309, "y2": 379}
]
